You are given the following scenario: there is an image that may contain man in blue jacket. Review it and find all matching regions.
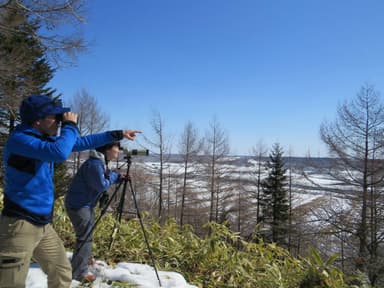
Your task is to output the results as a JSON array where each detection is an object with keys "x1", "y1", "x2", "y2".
[
  {"x1": 0, "y1": 95, "x2": 140, "y2": 287},
  {"x1": 65, "y1": 141, "x2": 122, "y2": 282}
]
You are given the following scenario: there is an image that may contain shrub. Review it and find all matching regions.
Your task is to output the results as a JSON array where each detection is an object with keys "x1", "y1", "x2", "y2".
[{"x1": 50, "y1": 199, "x2": 360, "y2": 288}]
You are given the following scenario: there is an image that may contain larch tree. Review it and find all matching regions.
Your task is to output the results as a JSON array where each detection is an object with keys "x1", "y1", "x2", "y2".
[
  {"x1": 286, "y1": 147, "x2": 295, "y2": 253},
  {"x1": 320, "y1": 84, "x2": 384, "y2": 285},
  {"x1": 144, "y1": 111, "x2": 172, "y2": 221},
  {"x1": 204, "y1": 117, "x2": 229, "y2": 223},
  {"x1": 250, "y1": 141, "x2": 268, "y2": 225},
  {"x1": 70, "y1": 89, "x2": 109, "y2": 136},
  {"x1": 68, "y1": 89, "x2": 110, "y2": 172},
  {"x1": 178, "y1": 121, "x2": 203, "y2": 227}
]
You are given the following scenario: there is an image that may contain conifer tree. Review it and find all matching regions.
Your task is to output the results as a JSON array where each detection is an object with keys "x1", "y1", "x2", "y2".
[
  {"x1": 0, "y1": 4, "x2": 59, "y2": 186},
  {"x1": 320, "y1": 84, "x2": 384, "y2": 284},
  {"x1": 261, "y1": 143, "x2": 289, "y2": 246},
  {"x1": 0, "y1": 2, "x2": 55, "y2": 135}
]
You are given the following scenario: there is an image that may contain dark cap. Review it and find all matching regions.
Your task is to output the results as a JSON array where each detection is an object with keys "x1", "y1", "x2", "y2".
[
  {"x1": 96, "y1": 141, "x2": 121, "y2": 154},
  {"x1": 20, "y1": 95, "x2": 70, "y2": 124}
]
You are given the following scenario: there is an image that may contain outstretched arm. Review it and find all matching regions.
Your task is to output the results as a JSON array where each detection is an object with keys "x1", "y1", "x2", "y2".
[{"x1": 72, "y1": 130, "x2": 142, "y2": 152}]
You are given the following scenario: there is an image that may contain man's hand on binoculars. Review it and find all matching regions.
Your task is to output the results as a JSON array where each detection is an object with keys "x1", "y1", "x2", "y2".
[
  {"x1": 123, "y1": 130, "x2": 142, "y2": 140},
  {"x1": 62, "y1": 112, "x2": 78, "y2": 123}
]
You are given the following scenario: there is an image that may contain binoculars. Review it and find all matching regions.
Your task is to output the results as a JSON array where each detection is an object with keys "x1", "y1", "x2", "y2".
[{"x1": 55, "y1": 114, "x2": 64, "y2": 122}]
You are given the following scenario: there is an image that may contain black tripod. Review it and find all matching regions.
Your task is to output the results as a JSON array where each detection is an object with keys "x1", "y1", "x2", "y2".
[{"x1": 78, "y1": 155, "x2": 162, "y2": 286}]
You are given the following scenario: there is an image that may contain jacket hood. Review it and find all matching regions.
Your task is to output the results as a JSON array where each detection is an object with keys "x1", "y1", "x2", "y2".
[{"x1": 89, "y1": 149, "x2": 106, "y2": 164}]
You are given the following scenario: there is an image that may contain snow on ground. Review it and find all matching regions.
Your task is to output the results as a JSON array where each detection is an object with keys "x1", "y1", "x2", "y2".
[{"x1": 26, "y1": 254, "x2": 198, "y2": 288}]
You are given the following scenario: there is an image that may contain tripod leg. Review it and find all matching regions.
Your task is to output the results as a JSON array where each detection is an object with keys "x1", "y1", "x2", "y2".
[
  {"x1": 128, "y1": 178, "x2": 162, "y2": 287},
  {"x1": 108, "y1": 177, "x2": 128, "y2": 251},
  {"x1": 105, "y1": 156, "x2": 162, "y2": 286}
]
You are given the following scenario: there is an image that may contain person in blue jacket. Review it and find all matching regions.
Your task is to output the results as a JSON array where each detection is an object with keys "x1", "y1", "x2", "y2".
[
  {"x1": 0, "y1": 95, "x2": 140, "y2": 288},
  {"x1": 65, "y1": 141, "x2": 122, "y2": 282}
]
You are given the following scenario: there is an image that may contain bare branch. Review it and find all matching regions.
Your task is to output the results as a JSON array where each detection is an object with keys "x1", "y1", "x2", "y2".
[{"x1": 0, "y1": 0, "x2": 88, "y2": 68}]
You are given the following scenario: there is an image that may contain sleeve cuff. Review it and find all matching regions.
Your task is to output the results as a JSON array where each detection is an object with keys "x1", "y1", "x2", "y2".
[
  {"x1": 109, "y1": 130, "x2": 123, "y2": 140},
  {"x1": 61, "y1": 121, "x2": 79, "y2": 133}
]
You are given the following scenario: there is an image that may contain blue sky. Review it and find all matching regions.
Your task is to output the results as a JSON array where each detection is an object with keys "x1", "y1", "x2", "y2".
[{"x1": 49, "y1": 0, "x2": 384, "y2": 156}]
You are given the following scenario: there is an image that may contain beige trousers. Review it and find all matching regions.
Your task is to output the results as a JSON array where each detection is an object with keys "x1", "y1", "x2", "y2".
[{"x1": 0, "y1": 216, "x2": 72, "y2": 288}]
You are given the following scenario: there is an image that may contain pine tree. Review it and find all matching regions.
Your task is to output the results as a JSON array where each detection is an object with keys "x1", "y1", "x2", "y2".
[
  {"x1": 0, "y1": 2, "x2": 56, "y2": 136},
  {"x1": 261, "y1": 143, "x2": 289, "y2": 246},
  {"x1": 0, "y1": 4, "x2": 60, "y2": 187}
]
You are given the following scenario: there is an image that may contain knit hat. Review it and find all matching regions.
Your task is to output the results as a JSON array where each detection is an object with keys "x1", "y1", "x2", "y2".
[{"x1": 20, "y1": 95, "x2": 70, "y2": 124}]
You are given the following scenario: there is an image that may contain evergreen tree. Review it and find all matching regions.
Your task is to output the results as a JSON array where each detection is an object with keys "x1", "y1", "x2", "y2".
[
  {"x1": 0, "y1": 3, "x2": 59, "y2": 186},
  {"x1": 261, "y1": 143, "x2": 289, "y2": 246},
  {"x1": 0, "y1": 2, "x2": 56, "y2": 136}
]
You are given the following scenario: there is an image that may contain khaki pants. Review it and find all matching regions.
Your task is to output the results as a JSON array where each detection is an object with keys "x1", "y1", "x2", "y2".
[{"x1": 0, "y1": 216, "x2": 72, "y2": 288}]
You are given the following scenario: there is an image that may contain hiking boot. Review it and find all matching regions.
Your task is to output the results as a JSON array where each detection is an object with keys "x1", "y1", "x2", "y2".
[{"x1": 88, "y1": 257, "x2": 96, "y2": 266}]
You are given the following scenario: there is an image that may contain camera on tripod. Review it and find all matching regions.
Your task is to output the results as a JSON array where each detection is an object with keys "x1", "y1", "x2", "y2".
[{"x1": 122, "y1": 147, "x2": 149, "y2": 157}]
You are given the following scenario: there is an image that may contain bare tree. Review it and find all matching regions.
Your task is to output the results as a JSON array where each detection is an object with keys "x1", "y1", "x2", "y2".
[
  {"x1": 229, "y1": 167, "x2": 255, "y2": 239},
  {"x1": 70, "y1": 89, "x2": 109, "y2": 135},
  {"x1": 178, "y1": 121, "x2": 203, "y2": 227},
  {"x1": 287, "y1": 147, "x2": 294, "y2": 252},
  {"x1": 320, "y1": 84, "x2": 384, "y2": 284},
  {"x1": 69, "y1": 89, "x2": 109, "y2": 171},
  {"x1": 204, "y1": 117, "x2": 229, "y2": 223},
  {"x1": 233, "y1": 141, "x2": 268, "y2": 239},
  {"x1": 250, "y1": 141, "x2": 268, "y2": 224},
  {"x1": 144, "y1": 111, "x2": 171, "y2": 220}
]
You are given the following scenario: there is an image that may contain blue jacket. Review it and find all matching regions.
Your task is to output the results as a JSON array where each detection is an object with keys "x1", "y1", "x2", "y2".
[
  {"x1": 2, "y1": 122, "x2": 122, "y2": 225},
  {"x1": 65, "y1": 150, "x2": 121, "y2": 209}
]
